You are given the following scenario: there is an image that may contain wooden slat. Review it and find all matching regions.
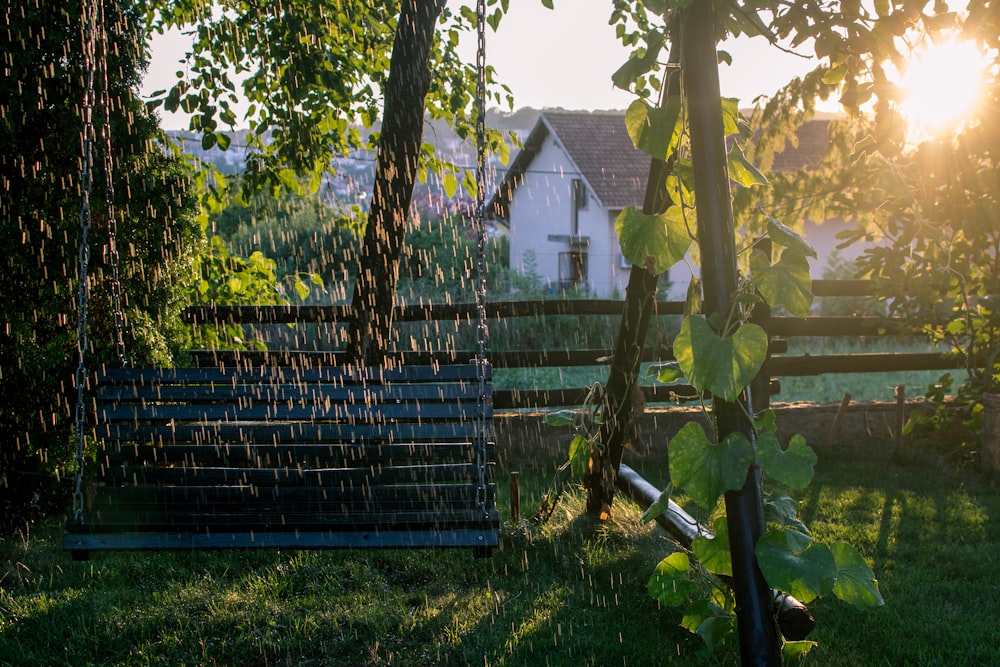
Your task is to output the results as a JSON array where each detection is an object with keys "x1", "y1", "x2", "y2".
[
  {"x1": 98, "y1": 363, "x2": 490, "y2": 385},
  {"x1": 101, "y1": 463, "x2": 489, "y2": 487},
  {"x1": 97, "y1": 400, "x2": 487, "y2": 424},
  {"x1": 97, "y1": 381, "x2": 485, "y2": 403},
  {"x1": 64, "y1": 527, "x2": 499, "y2": 551},
  {"x1": 99, "y1": 421, "x2": 490, "y2": 445},
  {"x1": 98, "y1": 442, "x2": 488, "y2": 467}
]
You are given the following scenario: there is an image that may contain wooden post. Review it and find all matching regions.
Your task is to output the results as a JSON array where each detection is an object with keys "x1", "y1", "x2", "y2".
[
  {"x1": 894, "y1": 384, "x2": 905, "y2": 454},
  {"x1": 510, "y1": 471, "x2": 521, "y2": 524},
  {"x1": 827, "y1": 392, "x2": 852, "y2": 444},
  {"x1": 750, "y1": 239, "x2": 773, "y2": 415},
  {"x1": 682, "y1": 2, "x2": 781, "y2": 663}
]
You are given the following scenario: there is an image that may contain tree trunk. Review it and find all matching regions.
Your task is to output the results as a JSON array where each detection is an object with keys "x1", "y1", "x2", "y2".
[
  {"x1": 347, "y1": 0, "x2": 446, "y2": 365},
  {"x1": 583, "y1": 36, "x2": 681, "y2": 518}
]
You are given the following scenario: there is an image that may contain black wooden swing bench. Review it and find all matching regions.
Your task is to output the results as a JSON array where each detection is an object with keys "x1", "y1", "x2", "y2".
[{"x1": 63, "y1": 362, "x2": 500, "y2": 558}]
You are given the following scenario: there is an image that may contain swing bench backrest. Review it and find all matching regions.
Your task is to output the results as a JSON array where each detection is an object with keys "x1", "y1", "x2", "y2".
[{"x1": 64, "y1": 362, "x2": 499, "y2": 558}]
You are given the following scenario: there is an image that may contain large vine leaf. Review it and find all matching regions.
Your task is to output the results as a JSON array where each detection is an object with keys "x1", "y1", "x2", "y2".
[
  {"x1": 669, "y1": 422, "x2": 754, "y2": 510},
  {"x1": 755, "y1": 530, "x2": 837, "y2": 603},
  {"x1": 673, "y1": 315, "x2": 768, "y2": 401},
  {"x1": 640, "y1": 482, "x2": 674, "y2": 523},
  {"x1": 764, "y1": 491, "x2": 808, "y2": 533},
  {"x1": 624, "y1": 95, "x2": 681, "y2": 161},
  {"x1": 681, "y1": 596, "x2": 736, "y2": 650},
  {"x1": 728, "y1": 142, "x2": 769, "y2": 188},
  {"x1": 757, "y1": 433, "x2": 817, "y2": 490},
  {"x1": 648, "y1": 552, "x2": 697, "y2": 606},
  {"x1": 765, "y1": 213, "x2": 818, "y2": 259},
  {"x1": 615, "y1": 205, "x2": 692, "y2": 275},
  {"x1": 830, "y1": 542, "x2": 885, "y2": 608},
  {"x1": 750, "y1": 248, "x2": 814, "y2": 318},
  {"x1": 567, "y1": 434, "x2": 590, "y2": 476},
  {"x1": 692, "y1": 517, "x2": 733, "y2": 576}
]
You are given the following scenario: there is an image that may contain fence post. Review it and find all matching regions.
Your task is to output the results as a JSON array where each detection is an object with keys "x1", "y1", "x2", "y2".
[{"x1": 750, "y1": 238, "x2": 773, "y2": 415}]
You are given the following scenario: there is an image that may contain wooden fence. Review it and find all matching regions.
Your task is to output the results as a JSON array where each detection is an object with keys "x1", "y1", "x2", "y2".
[{"x1": 183, "y1": 279, "x2": 965, "y2": 409}]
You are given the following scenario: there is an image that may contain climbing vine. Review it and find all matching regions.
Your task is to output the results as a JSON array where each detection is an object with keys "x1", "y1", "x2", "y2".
[{"x1": 593, "y1": 0, "x2": 942, "y2": 656}]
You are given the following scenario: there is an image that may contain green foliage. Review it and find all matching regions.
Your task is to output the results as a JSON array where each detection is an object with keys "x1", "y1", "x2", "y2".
[
  {"x1": 673, "y1": 316, "x2": 768, "y2": 402},
  {"x1": 648, "y1": 551, "x2": 698, "y2": 605},
  {"x1": 189, "y1": 236, "x2": 321, "y2": 350},
  {"x1": 141, "y1": 0, "x2": 513, "y2": 200},
  {"x1": 615, "y1": 205, "x2": 692, "y2": 275},
  {"x1": 604, "y1": 1, "x2": 917, "y2": 655},
  {"x1": 0, "y1": 0, "x2": 199, "y2": 528},
  {"x1": 667, "y1": 422, "x2": 753, "y2": 510},
  {"x1": 757, "y1": 433, "x2": 816, "y2": 491}
]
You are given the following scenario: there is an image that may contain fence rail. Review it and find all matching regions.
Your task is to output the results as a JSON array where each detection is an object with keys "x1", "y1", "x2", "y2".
[{"x1": 184, "y1": 280, "x2": 966, "y2": 409}]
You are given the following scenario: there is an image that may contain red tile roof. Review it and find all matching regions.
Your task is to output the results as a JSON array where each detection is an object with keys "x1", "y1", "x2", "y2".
[{"x1": 490, "y1": 110, "x2": 830, "y2": 219}]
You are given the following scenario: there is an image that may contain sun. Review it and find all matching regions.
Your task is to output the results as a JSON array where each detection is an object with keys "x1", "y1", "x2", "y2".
[{"x1": 897, "y1": 37, "x2": 989, "y2": 138}]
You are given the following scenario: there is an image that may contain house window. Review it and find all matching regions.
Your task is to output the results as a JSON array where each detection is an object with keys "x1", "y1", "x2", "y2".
[
  {"x1": 558, "y1": 251, "x2": 588, "y2": 292},
  {"x1": 572, "y1": 178, "x2": 588, "y2": 211}
]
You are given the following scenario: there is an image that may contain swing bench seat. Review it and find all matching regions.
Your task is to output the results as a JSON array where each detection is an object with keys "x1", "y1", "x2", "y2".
[{"x1": 64, "y1": 362, "x2": 499, "y2": 558}]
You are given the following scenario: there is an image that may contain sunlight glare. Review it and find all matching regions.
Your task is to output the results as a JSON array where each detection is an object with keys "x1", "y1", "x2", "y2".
[{"x1": 898, "y1": 37, "x2": 988, "y2": 137}]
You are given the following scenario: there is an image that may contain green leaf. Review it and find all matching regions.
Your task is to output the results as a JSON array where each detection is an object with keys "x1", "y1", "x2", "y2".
[
  {"x1": 624, "y1": 96, "x2": 681, "y2": 161},
  {"x1": 649, "y1": 361, "x2": 685, "y2": 384},
  {"x1": 545, "y1": 409, "x2": 577, "y2": 428},
  {"x1": 757, "y1": 433, "x2": 817, "y2": 490},
  {"x1": 750, "y1": 248, "x2": 814, "y2": 318},
  {"x1": 822, "y1": 63, "x2": 847, "y2": 85},
  {"x1": 540, "y1": 0, "x2": 553, "y2": 8},
  {"x1": 673, "y1": 316, "x2": 768, "y2": 401},
  {"x1": 568, "y1": 434, "x2": 590, "y2": 475},
  {"x1": 648, "y1": 552, "x2": 697, "y2": 605},
  {"x1": 830, "y1": 542, "x2": 885, "y2": 608},
  {"x1": 783, "y1": 641, "x2": 818, "y2": 661},
  {"x1": 201, "y1": 132, "x2": 217, "y2": 151},
  {"x1": 442, "y1": 172, "x2": 459, "y2": 199},
  {"x1": 765, "y1": 213, "x2": 817, "y2": 258},
  {"x1": 640, "y1": 483, "x2": 674, "y2": 523},
  {"x1": 755, "y1": 530, "x2": 837, "y2": 603},
  {"x1": 669, "y1": 422, "x2": 754, "y2": 510},
  {"x1": 612, "y1": 31, "x2": 665, "y2": 91},
  {"x1": 681, "y1": 594, "x2": 736, "y2": 649},
  {"x1": 727, "y1": 142, "x2": 768, "y2": 188},
  {"x1": 692, "y1": 517, "x2": 732, "y2": 576},
  {"x1": 615, "y1": 205, "x2": 691, "y2": 275},
  {"x1": 764, "y1": 491, "x2": 808, "y2": 532},
  {"x1": 754, "y1": 409, "x2": 777, "y2": 433},
  {"x1": 684, "y1": 279, "x2": 702, "y2": 316},
  {"x1": 294, "y1": 278, "x2": 309, "y2": 301}
]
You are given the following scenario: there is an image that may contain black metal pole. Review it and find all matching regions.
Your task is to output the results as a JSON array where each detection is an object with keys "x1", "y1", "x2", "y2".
[{"x1": 681, "y1": 3, "x2": 782, "y2": 665}]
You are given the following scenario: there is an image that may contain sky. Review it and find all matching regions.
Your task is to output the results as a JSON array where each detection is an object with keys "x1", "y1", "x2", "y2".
[{"x1": 143, "y1": 2, "x2": 823, "y2": 131}]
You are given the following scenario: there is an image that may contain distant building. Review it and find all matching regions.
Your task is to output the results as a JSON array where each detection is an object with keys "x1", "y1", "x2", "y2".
[{"x1": 490, "y1": 110, "x2": 847, "y2": 300}]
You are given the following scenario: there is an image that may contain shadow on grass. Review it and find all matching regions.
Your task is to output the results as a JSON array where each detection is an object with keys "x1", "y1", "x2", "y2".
[{"x1": 1, "y1": 496, "x2": 712, "y2": 667}]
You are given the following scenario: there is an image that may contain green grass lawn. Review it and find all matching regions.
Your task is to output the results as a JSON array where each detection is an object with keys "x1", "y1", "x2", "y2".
[{"x1": 2, "y1": 434, "x2": 999, "y2": 666}]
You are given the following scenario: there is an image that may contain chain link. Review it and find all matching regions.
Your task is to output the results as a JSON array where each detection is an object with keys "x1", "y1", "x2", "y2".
[
  {"x1": 72, "y1": 0, "x2": 100, "y2": 523},
  {"x1": 474, "y1": 0, "x2": 489, "y2": 520}
]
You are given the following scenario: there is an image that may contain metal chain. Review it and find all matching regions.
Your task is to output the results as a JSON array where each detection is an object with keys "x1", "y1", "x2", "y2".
[
  {"x1": 474, "y1": 0, "x2": 489, "y2": 520},
  {"x1": 72, "y1": 0, "x2": 100, "y2": 523},
  {"x1": 96, "y1": 1, "x2": 127, "y2": 366}
]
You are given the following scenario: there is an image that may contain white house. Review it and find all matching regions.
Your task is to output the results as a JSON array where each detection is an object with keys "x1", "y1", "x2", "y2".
[
  {"x1": 490, "y1": 111, "x2": 648, "y2": 297},
  {"x1": 491, "y1": 110, "x2": 854, "y2": 300}
]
